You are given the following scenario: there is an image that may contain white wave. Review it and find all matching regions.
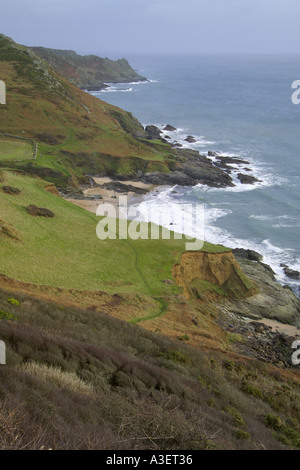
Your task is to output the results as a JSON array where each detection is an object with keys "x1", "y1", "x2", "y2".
[
  {"x1": 250, "y1": 214, "x2": 298, "y2": 222},
  {"x1": 95, "y1": 86, "x2": 134, "y2": 93},
  {"x1": 159, "y1": 125, "x2": 216, "y2": 148},
  {"x1": 160, "y1": 124, "x2": 285, "y2": 192},
  {"x1": 132, "y1": 188, "x2": 300, "y2": 294},
  {"x1": 272, "y1": 223, "x2": 300, "y2": 228}
]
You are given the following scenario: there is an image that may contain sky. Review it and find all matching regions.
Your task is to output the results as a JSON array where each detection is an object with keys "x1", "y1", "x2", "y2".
[{"x1": 1, "y1": 0, "x2": 300, "y2": 56}]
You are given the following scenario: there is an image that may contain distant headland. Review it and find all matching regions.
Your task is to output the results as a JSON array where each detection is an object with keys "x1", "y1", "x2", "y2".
[{"x1": 30, "y1": 46, "x2": 148, "y2": 90}]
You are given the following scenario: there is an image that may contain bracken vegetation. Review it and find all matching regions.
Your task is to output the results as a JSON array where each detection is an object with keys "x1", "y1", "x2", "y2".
[{"x1": 1, "y1": 286, "x2": 300, "y2": 450}]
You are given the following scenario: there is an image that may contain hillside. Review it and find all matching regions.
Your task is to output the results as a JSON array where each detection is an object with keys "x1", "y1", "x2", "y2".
[
  {"x1": 1, "y1": 169, "x2": 300, "y2": 450},
  {"x1": 0, "y1": 34, "x2": 237, "y2": 191},
  {"x1": 0, "y1": 34, "x2": 171, "y2": 187},
  {"x1": 1, "y1": 283, "x2": 300, "y2": 450},
  {"x1": 30, "y1": 47, "x2": 147, "y2": 90},
  {"x1": 1, "y1": 33, "x2": 300, "y2": 451}
]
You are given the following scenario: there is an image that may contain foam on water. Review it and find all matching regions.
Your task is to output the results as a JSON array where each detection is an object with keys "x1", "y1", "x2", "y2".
[
  {"x1": 88, "y1": 59, "x2": 300, "y2": 297},
  {"x1": 90, "y1": 79, "x2": 157, "y2": 95},
  {"x1": 93, "y1": 86, "x2": 134, "y2": 93},
  {"x1": 160, "y1": 126, "x2": 215, "y2": 147},
  {"x1": 133, "y1": 182, "x2": 300, "y2": 296},
  {"x1": 158, "y1": 125, "x2": 285, "y2": 193}
]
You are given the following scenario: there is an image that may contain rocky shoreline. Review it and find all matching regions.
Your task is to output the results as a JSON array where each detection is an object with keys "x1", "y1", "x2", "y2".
[
  {"x1": 216, "y1": 249, "x2": 300, "y2": 369},
  {"x1": 138, "y1": 124, "x2": 261, "y2": 188},
  {"x1": 61, "y1": 122, "x2": 300, "y2": 352},
  {"x1": 62, "y1": 122, "x2": 262, "y2": 197}
]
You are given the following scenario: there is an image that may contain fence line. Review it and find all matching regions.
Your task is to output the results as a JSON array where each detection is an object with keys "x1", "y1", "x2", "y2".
[{"x1": 0, "y1": 132, "x2": 38, "y2": 161}]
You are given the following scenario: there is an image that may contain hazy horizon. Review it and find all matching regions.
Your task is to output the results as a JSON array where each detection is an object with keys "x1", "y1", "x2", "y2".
[{"x1": 1, "y1": 0, "x2": 300, "y2": 57}]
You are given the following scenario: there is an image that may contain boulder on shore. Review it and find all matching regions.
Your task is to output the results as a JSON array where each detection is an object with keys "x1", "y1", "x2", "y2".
[
  {"x1": 232, "y1": 248, "x2": 263, "y2": 262},
  {"x1": 145, "y1": 125, "x2": 162, "y2": 140}
]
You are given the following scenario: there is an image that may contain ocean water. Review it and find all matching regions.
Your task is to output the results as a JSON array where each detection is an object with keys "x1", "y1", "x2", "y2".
[{"x1": 91, "y1": 55, "x2": 300, "y2": 295}]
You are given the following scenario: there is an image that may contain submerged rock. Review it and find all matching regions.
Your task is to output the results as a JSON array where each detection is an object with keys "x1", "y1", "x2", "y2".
[
  {"x1": 184, "y1": 135, "x2": 196, "y2": 143},
  {"x1": 217, "y1": 156, "x2": 250, "y2": 165},
  {"x1": 163, "y1": 124, "x2": 177, "y2": 132},
  {"x1": 237, "y1": 173, "x2": 261, "y2": 184},
  {"x1": 281, "y1": 264, "x2": 300, "y2": 280}
]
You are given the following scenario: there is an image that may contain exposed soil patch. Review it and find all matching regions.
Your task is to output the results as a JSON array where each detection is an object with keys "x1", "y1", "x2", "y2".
[
  {"x1": 0, "y1": 219, "x2": 20, "y2": 241},
  {"x1": 2, "y1": 185, "x2": 21, "y2": 195},
  {"x1": 44, "y1": 184, "x2": 61, "y2": 197},
  {"x1": 27, "y1": 205, "x2": 55, "y2": 218}
]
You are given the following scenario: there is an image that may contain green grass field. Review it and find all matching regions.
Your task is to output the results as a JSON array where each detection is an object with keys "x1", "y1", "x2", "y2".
[
  {"x1": 0, "y1": 138, "x2": 34, "y2": 161},
  {"x1": 0, "y1": 171, "x2": 229, "y2": 296}
]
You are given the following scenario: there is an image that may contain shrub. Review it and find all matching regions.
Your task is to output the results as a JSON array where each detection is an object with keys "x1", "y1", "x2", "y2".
[
  {"x1": 0, "y1": 310, "x2": 16, "y2": 321},
  {"x1": 160, "y1": 350, "x2": 191, "y2": 365},
  {"x1": 225, "y1": 407, "x2": 246, "y2": 428},
  {"x1": 235, "y1": 430, "x2": 251, "y2": 440},
  {"x1": 264, "y1": 414, "x2": 284, "y2": 431},
  {"x1": 242, "y1": 384, "x2": 263, "y2": 399},
  {"x1": 277, "y1": 426, "x2": 300, "y2": 448},
  {"x1": 7, "y1": 299, "x2": 21, "y2": 306},
  {"x1": 178, "y1": 335, "x2": 190, "y2": 342},
  {"x1": 223, "y1": 360, "x2": 235, "y2": 371},
  {"x1": 264, "y1": 414, "x2": 300, "y2": 448},
  {"x1": 227, "y1": 333, "x2": 244, "y2": 344}
]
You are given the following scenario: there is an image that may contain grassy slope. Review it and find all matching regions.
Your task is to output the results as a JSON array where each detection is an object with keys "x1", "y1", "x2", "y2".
[
  {"x1": 0, "y1": 138, "x2": 33, "y2": 161},
  {"x1": 0, "y1": 35, "x2": 172, "y2": 185},
  {"x1": 0, "y1": 171, "x2": 228, "y2": 295}
]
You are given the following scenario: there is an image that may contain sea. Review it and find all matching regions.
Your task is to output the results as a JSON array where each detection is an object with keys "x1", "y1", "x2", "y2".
[{"x1": 89, "y1": 54, "x2": 300, "y2": 296}]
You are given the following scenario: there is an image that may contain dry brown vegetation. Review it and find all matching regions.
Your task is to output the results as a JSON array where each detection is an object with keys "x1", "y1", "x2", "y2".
[{"x1": 0, "y1": 285, "x2": 300, "y2": 450}]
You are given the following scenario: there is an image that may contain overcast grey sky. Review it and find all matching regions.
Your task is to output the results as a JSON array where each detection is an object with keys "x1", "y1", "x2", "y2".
[{"x1": 1, "y1": 0, "x2": 300, "y2": 56}]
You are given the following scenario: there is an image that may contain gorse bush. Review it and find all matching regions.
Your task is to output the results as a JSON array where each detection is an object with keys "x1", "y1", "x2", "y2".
[
  {"x1": 0, "y1": 309, "x2": 16, "y2": 320},
  {"x1": 7, "y1": 299, "x2": 21, "y2": 306}
]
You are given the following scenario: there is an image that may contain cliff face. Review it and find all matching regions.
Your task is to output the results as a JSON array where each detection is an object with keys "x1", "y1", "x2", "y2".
[
  {"x1": 173, "y1": 249, "x2": 300, "y2": 326},
  {"x1": 30, "y1": 47, "x2": 147, "y2": 89},
  {"x1": 172, "y1": 251, "x2": 254, "y2": 301}
]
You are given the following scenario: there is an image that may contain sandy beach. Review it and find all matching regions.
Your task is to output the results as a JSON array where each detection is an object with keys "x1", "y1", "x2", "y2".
[{"x1": 67, "y1": 177, "x2": 154, "y2": 216}]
